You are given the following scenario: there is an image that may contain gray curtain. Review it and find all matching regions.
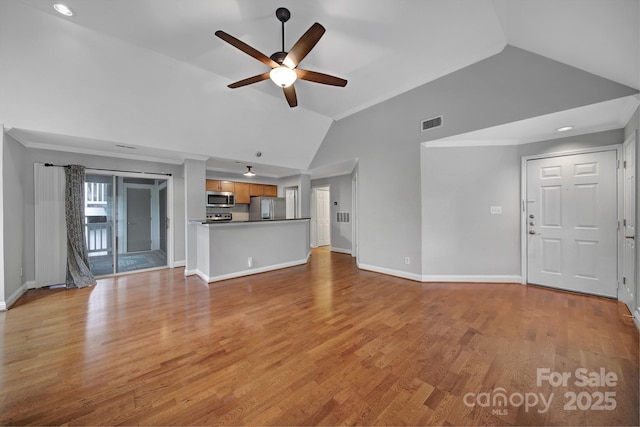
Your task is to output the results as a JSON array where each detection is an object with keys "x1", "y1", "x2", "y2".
[{"x1": 64, "y1": 165, "x2": 97, "y2": 289}]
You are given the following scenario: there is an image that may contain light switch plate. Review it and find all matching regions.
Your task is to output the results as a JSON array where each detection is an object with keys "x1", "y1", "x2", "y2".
[{"x1": 490, "y1": 206, "x2": 502, "y2": 215}]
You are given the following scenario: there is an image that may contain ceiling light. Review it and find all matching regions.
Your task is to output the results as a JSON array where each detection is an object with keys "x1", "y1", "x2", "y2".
[
  {"x1": 243, "y1": 166, "x2": 255, "y2": 177},
  {"x1": 53, "y1": 3, "x2": 75, "y2": 16},
  {"x1": 556, "y1": 126, "x2": 573, "y2": 132},
  {"x1": 269, "y1": 66, "x2": 297, "y2": 88}
]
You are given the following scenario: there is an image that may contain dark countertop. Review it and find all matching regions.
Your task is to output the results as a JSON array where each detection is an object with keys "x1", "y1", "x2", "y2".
[{"x1": 188, "y1": 218, "x2": 310, "y2": 225}]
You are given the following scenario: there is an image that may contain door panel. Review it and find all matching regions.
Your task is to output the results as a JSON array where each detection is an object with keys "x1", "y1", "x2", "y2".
[
  {"x1": 127, "y1": 188, "x2": 152, "y2": 252},
  {"x1": 317, "y1": 189, "x2": 331, "y2": 247},
  {"x1": 527, "y1": 151, "x2": 617, "y2": 297}
]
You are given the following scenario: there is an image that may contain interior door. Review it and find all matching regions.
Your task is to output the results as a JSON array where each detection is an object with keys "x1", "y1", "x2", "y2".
[
  {"x1": 526, "y1": 150, "x2": 618, "y2": 297},
  {"x1": 621, "y1": 135, "x2": 636, "y2": 312},
  {"x1": 317, "y1": 189, "x2": 331, "y2": 247},
  {"x1": 126, "y1": 188, "x2": 152, "y2": 252}
]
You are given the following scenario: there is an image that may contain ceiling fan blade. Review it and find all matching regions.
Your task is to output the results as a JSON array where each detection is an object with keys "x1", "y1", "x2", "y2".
[
  {"x1": 283, "y1": 23, "x2": 325, "y2": 69},
  {"x1": 295, "y1": 69, "x2": 347, "y2": 87},
  {"x1": 227, "y1": 72, "x2": 271, "y2": 89},
  {"x1": 283, "y1": 85, "x2": 297, "y2": 108},
  {"x1": 215, "y1": 30, "x2": 279, "y2": 68}
]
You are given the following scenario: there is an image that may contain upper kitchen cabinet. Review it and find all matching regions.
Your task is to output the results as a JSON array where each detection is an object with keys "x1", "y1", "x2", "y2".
[
  {"x1": 234, "y1": 182, "x2": 250, "y2": 204},
  {"x1": 249, "y1": 184, "x2": 264, "y2": 197},
  {"x1": 249, "y1": 184, "x2": 277, "y2": 197},
  {"x1": 206, "y1": 180, "x2": 235, "y2": 192}
]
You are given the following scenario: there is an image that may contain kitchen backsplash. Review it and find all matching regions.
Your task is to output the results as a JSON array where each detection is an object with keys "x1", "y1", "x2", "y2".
[{"x1": 231, "y1": 205, "x2": 249, "y2": 221}]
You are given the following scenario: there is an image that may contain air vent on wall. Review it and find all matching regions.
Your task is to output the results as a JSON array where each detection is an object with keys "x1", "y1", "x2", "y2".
[
  {"x1": 337, "y1": 212, "x2": 350, "y2": 223},
  {"x1": 421, "y1": 115, "x2": 443, "y2": 132}
]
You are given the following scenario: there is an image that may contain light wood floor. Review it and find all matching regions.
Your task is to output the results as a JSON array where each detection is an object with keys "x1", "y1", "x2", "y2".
[{"x1": 1, "y1": 248, "x2": 638, "y2": 426}]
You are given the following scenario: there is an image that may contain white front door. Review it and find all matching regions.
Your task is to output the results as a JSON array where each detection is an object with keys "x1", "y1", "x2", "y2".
[
  {"x1": 526, "y1": 150, "x2": 618, "y2": 298},
  {"x1": 621, "y1": 135, "x2": 636, "y2": 313},
  {"x1": 317, "y1": 189, "x2": 331, "y2": 247}
]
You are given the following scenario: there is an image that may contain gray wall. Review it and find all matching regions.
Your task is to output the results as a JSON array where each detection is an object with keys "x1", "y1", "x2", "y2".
[
  {"x1": 2, "y1": 133, "x2": 27, "y2": 305},
  {"x1": 311, "y1": 45, "x2": 636, "y2": 277},
  {"x1": 421, "y1": 129, "x2": 624, "y2": 278},
  {"x1": 21, "y1": 146, "x2": 186, "y2": 284},
  {"x1": 311, "y1": 174, "x2": 353, "y2": 253},
  {"x1": 421, "y1": 145, "x2": 520, "y2": 277},
  {"x1": 184, "y1": 159, "x2": 206, "y2": 272}
]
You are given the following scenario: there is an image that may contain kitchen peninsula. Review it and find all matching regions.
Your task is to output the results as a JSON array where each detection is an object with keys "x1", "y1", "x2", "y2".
[{"x1": 190, "y1": 218, "x2": 310, "y2": 283}]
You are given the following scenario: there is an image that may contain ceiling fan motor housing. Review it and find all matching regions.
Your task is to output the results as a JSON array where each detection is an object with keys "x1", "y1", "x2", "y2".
[
  {"x1": 270, "y1": 51, "x2": 288, "y2": 65},
  {"x1": 275, "y1": 7, "x2": 291, "y2": 23}
]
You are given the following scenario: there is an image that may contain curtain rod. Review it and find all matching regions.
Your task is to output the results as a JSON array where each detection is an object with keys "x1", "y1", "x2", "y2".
[{"x1": 44, "y1": 163, "x2": 172, "y2": 177}]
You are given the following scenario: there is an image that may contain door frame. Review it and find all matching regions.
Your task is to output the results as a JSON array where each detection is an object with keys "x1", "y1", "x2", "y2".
[
  {"x1": 311, "y1": 185, "x2": 331, "y2": 248},
  {"x1": 520, "y1": 145, "x2": 623, "y2": 294},
  {"x1": 87, "y1": 169, "x2": 174, "y2": 270}
]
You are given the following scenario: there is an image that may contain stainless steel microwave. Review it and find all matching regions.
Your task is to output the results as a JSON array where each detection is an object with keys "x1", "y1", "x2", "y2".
[{"x1": 206, "y1": 191, "x2": 235, "y2": 208}]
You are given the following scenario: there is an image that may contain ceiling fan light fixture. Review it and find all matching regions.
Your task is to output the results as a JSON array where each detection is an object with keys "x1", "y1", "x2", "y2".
[
  {"x1": 53, "y1": 3, "x2": 75, "y2": 16},
  {"x1": 270, "y1": 66, "x2": 297, "y2": 88},
  {"x1": 243, "y1": 166, "x2": 256, "y2": 177}
]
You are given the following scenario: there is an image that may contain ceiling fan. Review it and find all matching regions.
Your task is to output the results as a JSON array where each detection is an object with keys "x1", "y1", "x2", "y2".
[{"x1": 215, "y1": 7, "x2": 347, "y2": 108}]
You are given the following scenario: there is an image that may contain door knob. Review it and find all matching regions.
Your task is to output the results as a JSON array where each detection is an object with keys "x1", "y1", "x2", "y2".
[{"x1": 529, "y1": 230, "x2": 537, "y2": 235}]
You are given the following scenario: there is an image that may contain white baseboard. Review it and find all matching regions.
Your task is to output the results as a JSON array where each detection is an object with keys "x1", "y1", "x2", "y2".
[
  {"x1": 198, "y1": 253, "x2": 311, "y2": 283},
  {"x1": 0, "y1": 280, "x2": 33, "y2": 311},
  {"x1": 173, "y1": 260, "x2": 186, "y2": 268},
  {"x1": 421, "y1": 275, "x2": 522, "y2": 283},
  {"x1": 330, "y1": 247, "x2": 352, "y2": 255},
  {"x1": 358, "y1": 263, "x2": 423, "y2": 282},
  {"x1": 357, "y1": 263, "x2": 521, "y2": 284},
  {"x1": 183, "y1": 268, "x2": 199, "y2": 277}
]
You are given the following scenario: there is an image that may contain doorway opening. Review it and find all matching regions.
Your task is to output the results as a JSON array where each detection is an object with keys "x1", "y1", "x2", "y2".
[
  {"x1": 285, "y1": 186, "x2": 298, "y2": 219},
  {"x1": 85, "y1": 173, "x2": 171, "y2": 276},
  {"x1": 522, "y1": 147, "x2": 620, "y2": 298},
  {"x1": 312, "y1": 186, "x2": 331, "y2": 248}
]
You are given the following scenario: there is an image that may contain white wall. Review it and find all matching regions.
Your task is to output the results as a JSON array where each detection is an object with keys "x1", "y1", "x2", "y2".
[
  {"x1": 311, "y1": 45, "x2": 636, "y2": 279},
  {"x1": 2, "y1": 132, "x2": 27, "y2": 309},
  {"x1": 0, "y1": 1, "x2": 332, "y2": 171}
]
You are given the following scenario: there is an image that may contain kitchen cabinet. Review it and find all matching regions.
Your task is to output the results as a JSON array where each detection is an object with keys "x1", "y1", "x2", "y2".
[
  {"x1": 249, "y1": 184, "x2": 265, "y2": 197},
  {"x1": 249, "y1": 183, "x2": 277, "y2": 197},
  {"x1": 206, "y1": 180, "x2": 277, "y2": 203},
  {"x1": 263, "y1": 185, "x2": 277, "y2": 197},
  {"x1": 206, "y1": 180, "x2": 235, "y2": 192},
  {"x1": 234, "y1": 182, "x2": 250, "y2": 204}
]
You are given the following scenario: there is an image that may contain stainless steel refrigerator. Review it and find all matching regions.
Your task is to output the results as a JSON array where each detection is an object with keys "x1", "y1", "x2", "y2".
[{"x1": 249, "y1": 197, "x2": 286, "y2": 220}]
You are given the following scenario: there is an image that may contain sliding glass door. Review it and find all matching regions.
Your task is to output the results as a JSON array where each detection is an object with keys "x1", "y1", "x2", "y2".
[{"x1": 85, "y1": 173, "x2": 169, "y2": 276}]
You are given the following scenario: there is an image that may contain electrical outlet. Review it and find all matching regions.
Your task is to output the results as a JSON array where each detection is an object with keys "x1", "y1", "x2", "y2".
[
  {"x1": 404, "y1": 257, "x2": 410, "y2": 265},
  {"x1": 248, "y1": 257, "x2": 253, "y2": 268}
]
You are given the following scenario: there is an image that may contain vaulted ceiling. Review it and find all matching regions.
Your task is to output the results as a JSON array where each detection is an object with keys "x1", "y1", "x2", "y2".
[{"x1": 3, "y1": 0, "x2": 638, "y2": 175}]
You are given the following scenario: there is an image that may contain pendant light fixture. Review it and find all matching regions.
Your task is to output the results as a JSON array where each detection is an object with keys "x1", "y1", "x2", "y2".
[{"x1": 243, "y1": 166, "x2": 255, "y2": 177}]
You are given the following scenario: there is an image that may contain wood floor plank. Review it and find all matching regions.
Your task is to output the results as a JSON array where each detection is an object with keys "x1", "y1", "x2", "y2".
[{"x1": 0, "y1": 248, "x2": 638, "y2": 425}]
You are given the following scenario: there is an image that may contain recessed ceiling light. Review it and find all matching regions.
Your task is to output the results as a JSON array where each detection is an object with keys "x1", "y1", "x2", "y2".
[
  {"x1": 556, "y1": 126, "x2": 573, "y2": 132},
  {"x1": 53, "y1": 3, "x2": 75, "y2": 17}
]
